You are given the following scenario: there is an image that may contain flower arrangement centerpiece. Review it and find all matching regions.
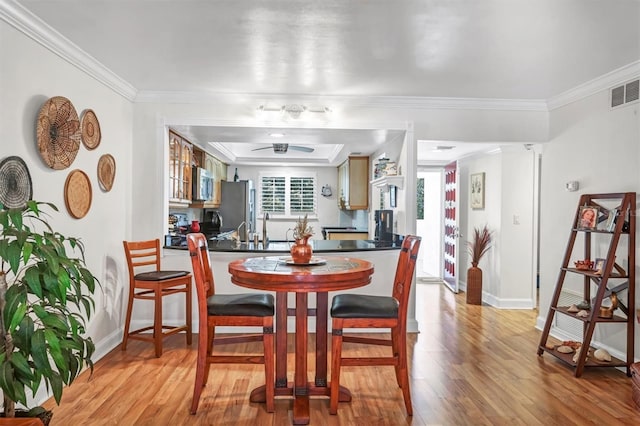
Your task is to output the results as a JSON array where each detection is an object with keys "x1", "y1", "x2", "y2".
[
  {"x1": 466, "y1": 225, "x2": 492, "y2": 305},
  {"x1": 291, "y1": 214, "x2": 314, "y2": 264},
  {"x1": 293, "y1": 214, "x2": 314, "y2": 241}
]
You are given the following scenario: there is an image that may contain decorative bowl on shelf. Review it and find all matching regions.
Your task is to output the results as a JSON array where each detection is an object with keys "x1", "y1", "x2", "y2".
[{"x1": 574, "y1": 260, "x2": 594, "y2": 270}]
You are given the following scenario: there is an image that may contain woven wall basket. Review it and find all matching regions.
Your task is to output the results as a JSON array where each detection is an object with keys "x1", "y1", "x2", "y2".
[
  {"x1": 0, "y1": 156, "x2": 33, "y2": 209},
  {"x1": 37, "y1": 96, "x2": 81, "y2": 170},
  {"x1": 81, "y1": 109, "x2": 101, "y2": 150},
  {"x1": 97, "y1": 154, "x2": 115, "y2": 192},
  {"x1": 64, "y1": 169, "x2": 92, "y2": 219}
]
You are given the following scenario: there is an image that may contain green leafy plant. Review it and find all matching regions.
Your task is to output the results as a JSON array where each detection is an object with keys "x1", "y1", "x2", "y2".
[
  {"x1": 0, "y1": 201, "x2": 97, "y2": 419},
  {"x1": 292, "y1": 214, "x2": 314, "y2": 240},
  {"x1": 467, "y1": 225, "x2": 492, "y2": 265}
]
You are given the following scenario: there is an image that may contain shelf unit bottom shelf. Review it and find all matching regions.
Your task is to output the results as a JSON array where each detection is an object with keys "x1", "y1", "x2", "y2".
[{"x1": 538, "y1": 345, "x2": 627, "y2": 369}]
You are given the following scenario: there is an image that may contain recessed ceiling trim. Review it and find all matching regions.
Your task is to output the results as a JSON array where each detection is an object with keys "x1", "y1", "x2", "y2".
[
  {"x1": 136, "y1": 90, "x2": 547, "y2": 111},
  {"x1": 0, "y1": 1, "x2": 137, "y2": 100}
]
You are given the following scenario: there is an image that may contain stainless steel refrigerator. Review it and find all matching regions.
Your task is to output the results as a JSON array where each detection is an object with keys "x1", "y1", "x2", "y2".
[{"x1": 218, "y1": 180, "x2": 256, "y2": 236}]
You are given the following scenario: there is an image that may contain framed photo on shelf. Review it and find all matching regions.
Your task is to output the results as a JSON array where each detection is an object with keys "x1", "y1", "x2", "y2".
[
  {"x1": 604, "y1": 208, "x2": 618, "y2": 232},
  {"x1": 470, "y1": 172, "x2": 485, "y2": 209},
  {"x1": 578, "y1": 206, "x2": 598, "y2": 229},
  {"x1": 594, "y1": 258, "x2": 606, "y2": 275}
]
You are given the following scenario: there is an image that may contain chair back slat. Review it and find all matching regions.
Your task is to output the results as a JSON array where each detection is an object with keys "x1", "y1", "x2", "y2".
[
  {"x1": 123, "y1": 239, "x2": 162, "y2": 276},
  {"x1": 186, "y1": 233, "x2": 215, "y2": 300},
  {"x1": 391, "y1": 235, "x2": 421, "y2": 323}
]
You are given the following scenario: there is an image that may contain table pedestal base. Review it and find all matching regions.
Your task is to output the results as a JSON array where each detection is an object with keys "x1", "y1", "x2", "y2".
[{"x1": 249, "y1": 383, "x2": 352, "y2": 425}]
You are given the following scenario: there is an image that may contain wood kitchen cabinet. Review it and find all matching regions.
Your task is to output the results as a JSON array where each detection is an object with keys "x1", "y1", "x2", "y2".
[
  {"x1": 190, "y1": 149, "x2": 227, "y2": 209},
  {"x1": 338, "y1": 156, "x2": 369, "y2": 210},
  {"x1": 168, "y1": 130, "x2": 193, "y2": 205}
]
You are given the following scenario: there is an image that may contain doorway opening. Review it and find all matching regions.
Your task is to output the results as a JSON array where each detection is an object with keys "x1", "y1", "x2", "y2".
[{"x1": 416, "y1": 169, "x2": 443, "y2": 280}]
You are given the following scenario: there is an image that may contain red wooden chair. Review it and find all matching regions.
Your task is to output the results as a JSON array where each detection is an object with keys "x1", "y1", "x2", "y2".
[
  {"x1": 329, "y1": 235, "x2": 421, "y2": 415},
  {"x1": 122, "y1": 239, "x2": 192, "y2": 357},
  {"x1": 186, "y1": 233, "x2": 275, "y2": 414}
]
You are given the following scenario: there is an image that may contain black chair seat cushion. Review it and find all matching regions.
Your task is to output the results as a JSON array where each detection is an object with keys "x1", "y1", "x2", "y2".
[
  {"x1": 208, "y1": 293, "x2": 275, "y2": 317},
  {"x1": 331, "y1": 294, "x2": 399, "y2": 319},
  {"x1": 134, "y1": 270, "x2": 189, "y2": 281}
]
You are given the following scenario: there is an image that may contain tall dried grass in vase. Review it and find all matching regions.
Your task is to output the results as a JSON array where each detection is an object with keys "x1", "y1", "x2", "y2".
[
  {"x1": 467, "y1": 225, "x2": 492, "y2": 266},
  {"x1": 466, "y1": 225, "x2": 492, "y2": 305}
]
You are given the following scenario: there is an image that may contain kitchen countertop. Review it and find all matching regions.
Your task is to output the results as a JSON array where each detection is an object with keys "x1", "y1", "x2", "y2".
[{"x1": 165, "y1": 239, "x2": 401, "y2": 253}]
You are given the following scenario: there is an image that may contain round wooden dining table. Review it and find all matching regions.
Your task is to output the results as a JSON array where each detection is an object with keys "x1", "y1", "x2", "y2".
[{"x1": 228, "y1": 255, "x2": 374, "y2": 425}]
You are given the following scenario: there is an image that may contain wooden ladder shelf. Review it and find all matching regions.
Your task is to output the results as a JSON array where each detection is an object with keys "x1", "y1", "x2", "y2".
[{"x1": 537, "y1": 192, "x2": 636, "y2": 377}]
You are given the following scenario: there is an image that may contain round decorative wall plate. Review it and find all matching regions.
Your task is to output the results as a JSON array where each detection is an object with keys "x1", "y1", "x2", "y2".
[
  {"x1": 97, "y1": 154, "x2": 116, "y2": 192},
  {"x1": 0, "y1": 156, "x2": 33, "y2": 209},
  {"x1": 64, "y1": 169, "x2": 92, "y2": 219},
  {"x1": 81, "y1": 109, "x2": 101, "y2": 150},
  {"x1": 36, "y1": 96, "x2": 81, "y2": 170}
]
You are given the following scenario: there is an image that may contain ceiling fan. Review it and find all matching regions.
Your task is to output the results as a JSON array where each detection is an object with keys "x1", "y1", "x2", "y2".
[{"x1": 251, "y1": 143, "x2": 314, "y2": 154}]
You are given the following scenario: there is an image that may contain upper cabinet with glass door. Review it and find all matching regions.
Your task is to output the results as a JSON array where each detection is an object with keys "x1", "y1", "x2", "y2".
[{"x1": 168, "y1": 131, "x2": 193, "y2": 205}]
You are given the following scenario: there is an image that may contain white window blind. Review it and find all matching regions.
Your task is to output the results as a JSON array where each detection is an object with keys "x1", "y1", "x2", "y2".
[
  {"x1": 290, "y1": 177, "x2": 315, "y2": 214},
  {"x1": 260, "y1": 176, "x2": 286, "y2": 213},
  {"x1": 260, "y1": 173, "x2": 317, "y2": 217}
]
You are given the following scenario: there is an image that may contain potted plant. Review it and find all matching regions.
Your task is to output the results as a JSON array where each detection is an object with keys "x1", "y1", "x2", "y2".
[
  {"x1": 290, "y1": 214, "x2": 314, "y2": 264},
  {"x1": 0, "y1": 201, "x2": 97, "y2": 424},
  {"x1": 466, "y1": 225, "x2": 492, "y2": 305}
]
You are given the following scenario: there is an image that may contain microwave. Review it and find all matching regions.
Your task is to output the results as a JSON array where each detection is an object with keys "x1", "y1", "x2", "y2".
[{"x1": 192, "y1": 167, "x2": 214, "y2": 201}]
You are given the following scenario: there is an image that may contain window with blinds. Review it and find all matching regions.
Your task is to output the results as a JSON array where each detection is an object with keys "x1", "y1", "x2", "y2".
[{"x1": 260, "y1": 173, "x2": 317, "y2": 217}]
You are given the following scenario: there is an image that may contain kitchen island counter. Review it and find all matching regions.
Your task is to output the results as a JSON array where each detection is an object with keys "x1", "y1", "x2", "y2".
[
  {"x1": 161, "y1": 238, "x2": 416, "y2": 334},
  {"x1": 165, "y1": 239, "x2": 401, "y2": 253}
]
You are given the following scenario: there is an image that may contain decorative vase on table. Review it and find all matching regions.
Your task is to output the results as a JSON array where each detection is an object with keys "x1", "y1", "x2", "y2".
[
  {"x1": 291, "y1": 214, "x2": 314, "y2": 264},
  {"x1": 290, "y1": 236, "x2": 313, "y2": 264}
]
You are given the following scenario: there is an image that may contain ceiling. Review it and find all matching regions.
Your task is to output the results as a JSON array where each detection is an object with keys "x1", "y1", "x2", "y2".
[{"x1": 15, "y1": 0, "x2": 640, "y2": 165}]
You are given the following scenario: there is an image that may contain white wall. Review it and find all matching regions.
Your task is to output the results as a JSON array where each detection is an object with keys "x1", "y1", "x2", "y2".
[
  {"x1": 457, "y1": 147, "x2": 537, "y2": 308},
  {"x1": 0, "y1": 20, "x2": 133, "y2": 403},
  {"x1": 539, "y1": 88, "x2": 639, "y2": 357}
]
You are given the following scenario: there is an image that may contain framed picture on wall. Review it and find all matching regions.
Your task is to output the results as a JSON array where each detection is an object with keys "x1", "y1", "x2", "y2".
[
  {"x1": 470, "y1": 172, "x2": 485, "y2": 209},
  {"x1": 390, "y1": 185, "x2": 397, "y2": 208}
]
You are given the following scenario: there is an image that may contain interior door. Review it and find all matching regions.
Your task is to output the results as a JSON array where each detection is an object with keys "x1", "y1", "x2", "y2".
[{"x1": 442, "y1": 161, "x2": 459, "y2": 293}]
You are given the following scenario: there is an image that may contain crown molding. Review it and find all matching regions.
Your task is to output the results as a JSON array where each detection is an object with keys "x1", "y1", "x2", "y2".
[
  {"x1": 136, "y1": 90, "x2": 548, "y2": 111},
  {"x1": 547, "y1": 61, "x2": 640, "y2": 110},
  {"x1": 0, "y1": 0, "x2": 137, "y2": 101}
]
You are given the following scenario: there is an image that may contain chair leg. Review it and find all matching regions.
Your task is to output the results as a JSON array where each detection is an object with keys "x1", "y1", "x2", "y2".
[
  {"x1": 190, "y1": 328, "x2": 209, "y2": 414},
  {"x1": 391, "y1": 325, "x2": 401, "y2": 387},
  {"x1": 329, "y1": 320, "x2": 344, "y2": 415},
  {"x1": 154, "y1": 287, "x2": 163, "y2": 357},
  {"x1": 186, "y1": 282, "x2": 193, "y2": 345},
  {"x1": 263, "y1": 322, "x2": 275, "y2": 413},
  {"x1": 397, "y1": 326, "x2": 412, "y2": 416},
  {"x1": 202, "y1": 325, "x2": 215, "y2": 386},
  {"x1": 121, "y1": 287, "x2": 135, "y2": 351}
]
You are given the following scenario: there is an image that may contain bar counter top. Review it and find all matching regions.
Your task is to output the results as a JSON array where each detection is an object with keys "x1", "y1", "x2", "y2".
[{"x1": 165, "y1": 238, "x2": 401, "y2": 253}]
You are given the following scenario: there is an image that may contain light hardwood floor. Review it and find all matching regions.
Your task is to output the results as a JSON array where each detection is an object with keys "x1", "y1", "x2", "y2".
[{"x1": 43, "y1": 283, "x2": 640, "y2": 425}]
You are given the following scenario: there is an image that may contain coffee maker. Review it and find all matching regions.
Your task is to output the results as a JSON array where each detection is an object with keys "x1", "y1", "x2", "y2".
[
  {"x1": 374, "y1": 209, "x2": 394, "y2": 242},
  {"x1": 201, "y1": 209, "x2": 222, "y2": 238}
]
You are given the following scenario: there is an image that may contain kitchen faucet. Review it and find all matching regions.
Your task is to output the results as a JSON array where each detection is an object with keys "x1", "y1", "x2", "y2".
[
  {"x1": 237, "y1": 221, "x2": 247, "y2": 242},
  {"x1": 262, "y1": 212, "x2": 270, "y2": 245}
]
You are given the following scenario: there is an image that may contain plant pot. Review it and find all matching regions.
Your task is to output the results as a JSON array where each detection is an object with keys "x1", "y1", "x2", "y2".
[
  {"x1": 290, "y1": 237, "x2": 313, "y2": 264},
  {"x1": 467, "y1": 264, "x2": 483, "y2": 305},
  {"x1": 1, "y1": 408, "x2": 53, "y2": 426}
]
